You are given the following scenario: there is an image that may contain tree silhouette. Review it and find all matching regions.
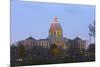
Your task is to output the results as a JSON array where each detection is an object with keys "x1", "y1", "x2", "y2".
[
  {"x1": 87, "y1": 43, "x2": 95, "y2": 61},
  {"x1": 17, "y1": 44, "x2": 25, "y2": 59},
  {"x1": 88, "y1": 20, "x2": 95, "y2": 44},
  {"x1": 49, "y1": 44, "x2": 63, "y2": 57}
]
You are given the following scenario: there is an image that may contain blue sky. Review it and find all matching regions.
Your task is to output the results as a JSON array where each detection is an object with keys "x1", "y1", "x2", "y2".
[{"x1": 11, "y1": 1, "x2": 95, "y2": 43}]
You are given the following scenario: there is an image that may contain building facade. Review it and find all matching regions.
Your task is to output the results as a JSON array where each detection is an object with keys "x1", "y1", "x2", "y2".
[
  {"x1": 69, "y1": 37, "x2": 87, "y2": 50},
  {"x1": 15, "y1": 17, "x2": 87, "y2": 55}
]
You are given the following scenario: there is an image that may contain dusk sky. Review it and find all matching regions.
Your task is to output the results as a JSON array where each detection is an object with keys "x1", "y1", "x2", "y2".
[{"x1": 11, "y1": 1, "x2": 95, "y2": 43}]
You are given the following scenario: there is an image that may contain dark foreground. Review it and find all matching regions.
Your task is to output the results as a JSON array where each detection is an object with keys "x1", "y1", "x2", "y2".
[
  {"x1": 11, "y1": 43, "x2": 95, "y2": 66},
  {"x1": 11, "y1": 52, "x2": 95, "y2": 66}
]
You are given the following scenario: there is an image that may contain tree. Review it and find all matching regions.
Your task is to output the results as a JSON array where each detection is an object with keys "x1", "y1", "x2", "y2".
[
  {"x1": 87, "y1": 43, "x2": 95, "y2": 61},
  {"x1": 49, "y1": 44, "x2": 63, "y2": 57},
  {"x1": 88, "y1": 44, "x2": 95, "y2": 53},
  {"x1": 10, "y1": 45, "x2": 17, "y2": 66},
  {"x1": 17, "y1": 44, "x2": 25, "y2": 59},
  {"x1": 89, "y1": 20, "x2": 95, "y2": 44}
]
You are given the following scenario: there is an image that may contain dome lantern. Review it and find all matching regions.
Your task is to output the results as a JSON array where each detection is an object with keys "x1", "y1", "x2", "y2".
[{"x1": 54, "y1": 16, "x2": 58, "y2": 23}]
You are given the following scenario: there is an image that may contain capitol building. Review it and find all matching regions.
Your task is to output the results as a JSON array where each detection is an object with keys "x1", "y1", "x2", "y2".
[
  {"x1": 15, "y1": 17, "x2": 87, "y2": 56},
  {"x1": 36, "y1": 17, "x2": 68, "y2": 49}
]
